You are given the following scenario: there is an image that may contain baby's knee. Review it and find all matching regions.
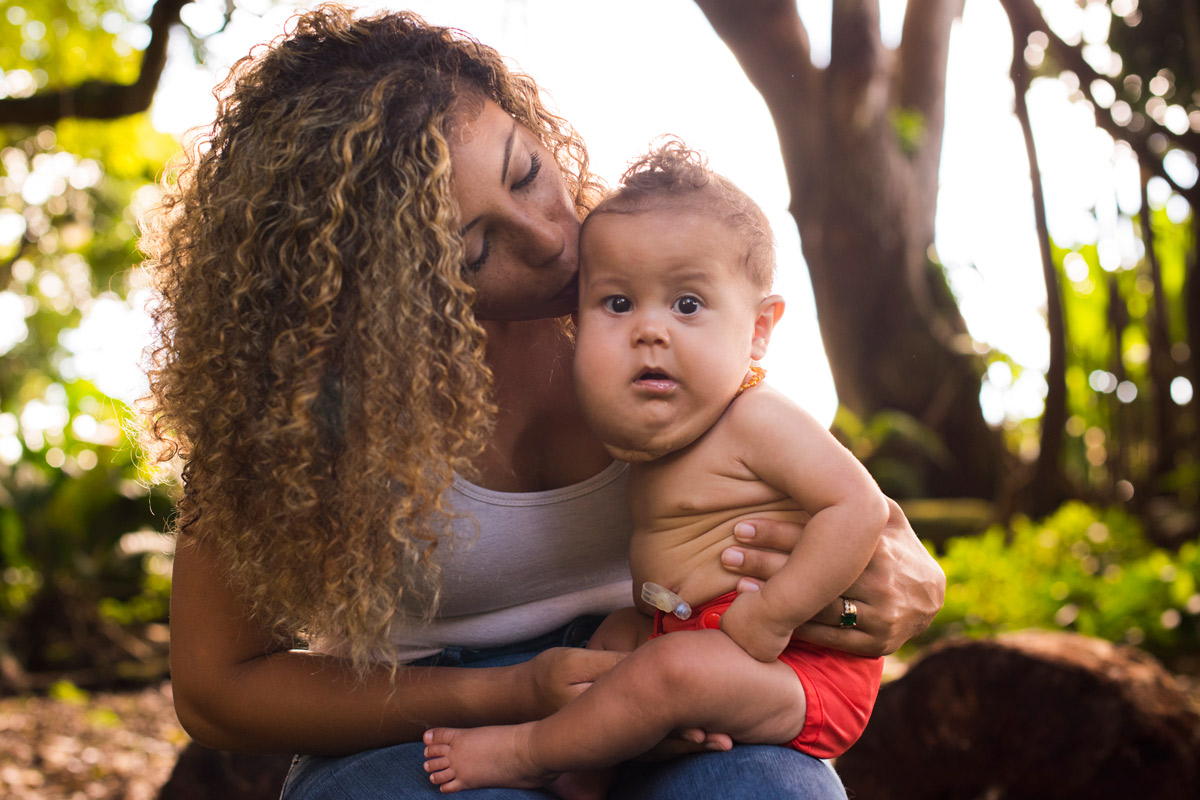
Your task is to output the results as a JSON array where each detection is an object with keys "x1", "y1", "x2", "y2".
[{"x1": 636, "y1": 632, "x2": 724, "y2": 698}]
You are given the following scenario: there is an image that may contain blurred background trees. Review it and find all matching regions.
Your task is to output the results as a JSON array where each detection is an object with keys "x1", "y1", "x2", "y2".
[
  {"x1": 0, "y1": 0, "x2": 1196, "y2": 688},
  {"x1": 1, "y1": 0, "x2": 183, "y2": 689}
]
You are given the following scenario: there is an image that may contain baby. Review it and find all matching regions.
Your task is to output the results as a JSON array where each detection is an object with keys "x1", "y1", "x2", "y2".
[{"x1": 423, "y1": 140, "x2": 889, "y2": 795}]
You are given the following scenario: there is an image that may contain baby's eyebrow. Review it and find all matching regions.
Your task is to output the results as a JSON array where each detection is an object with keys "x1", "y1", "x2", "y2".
[{"x1": 671, "y1": 269, "x2": 712, "y2": 284}]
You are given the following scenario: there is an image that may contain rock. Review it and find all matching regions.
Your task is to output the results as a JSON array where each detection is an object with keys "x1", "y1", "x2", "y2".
[
  {"x1": 157, "y1": 743, "x2": 293, "y2": 800},
  {"x1": 836, "y1": 631, "x2": 1200, "y2": 799}
]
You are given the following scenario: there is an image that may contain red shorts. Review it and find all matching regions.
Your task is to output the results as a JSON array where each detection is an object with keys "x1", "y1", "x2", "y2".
[{"x1": 650, "y1": 591, "x2": 882, "y2": 759}]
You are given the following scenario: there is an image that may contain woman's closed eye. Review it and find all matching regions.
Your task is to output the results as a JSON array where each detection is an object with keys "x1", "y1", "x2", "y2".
[
  {"x1": 463, "y1": 153, "x2": 543, "y2": 273},
  {"x1": 513, "y1": 152, "x2": 542, "y2": 191},
  {"x1": 603, "y1": 295, "x2": 632, "y2": 313},
  {"x1": 672, "y1": 295, "x2": 702, "y2": 315},
  {"x1": 466, "y1": 239, "x2": 490, "y2": 273}
]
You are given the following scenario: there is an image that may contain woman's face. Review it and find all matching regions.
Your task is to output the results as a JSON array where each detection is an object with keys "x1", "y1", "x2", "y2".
[{"x1": 448, "y1": 99, "x2": 581, "y2": 321}]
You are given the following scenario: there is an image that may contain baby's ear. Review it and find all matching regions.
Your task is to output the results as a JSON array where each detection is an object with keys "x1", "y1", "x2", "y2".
[{"x1": 750, "y1": 295, "x2": 785, "y2": 361}]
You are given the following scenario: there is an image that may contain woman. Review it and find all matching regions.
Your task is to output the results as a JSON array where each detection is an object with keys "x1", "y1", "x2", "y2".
[{"x1": 141, "y1": 6, "x2": 943, "y2": 797}]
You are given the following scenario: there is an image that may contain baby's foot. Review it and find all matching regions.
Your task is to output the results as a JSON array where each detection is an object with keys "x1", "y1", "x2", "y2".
[{"x1": 423, "y1": 724, "x2": 556, "y2": 793}]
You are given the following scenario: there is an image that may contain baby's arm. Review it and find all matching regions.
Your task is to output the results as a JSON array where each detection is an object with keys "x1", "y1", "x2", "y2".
[{"x1": 718, "y1": 388, "x2": 891, "y2": 662}]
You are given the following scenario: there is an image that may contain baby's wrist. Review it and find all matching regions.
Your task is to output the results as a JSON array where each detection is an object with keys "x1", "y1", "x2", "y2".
[
  {"x1": 749, "y1": 584, "x2": 806, "y2": 633},
  {"x1": 730, "y1": 591, "x2": 788, "y2": 638}
]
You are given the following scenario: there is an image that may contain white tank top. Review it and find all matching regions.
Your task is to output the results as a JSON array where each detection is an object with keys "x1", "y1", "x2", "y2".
[{"x1": 383, "y1": 460, "x2": 633, "y2": 662}]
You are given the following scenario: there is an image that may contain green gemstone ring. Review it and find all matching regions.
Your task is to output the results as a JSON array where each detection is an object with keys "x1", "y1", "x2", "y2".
[{"x1": 839, "y1": 597, "x2": 858, "y2": 628}]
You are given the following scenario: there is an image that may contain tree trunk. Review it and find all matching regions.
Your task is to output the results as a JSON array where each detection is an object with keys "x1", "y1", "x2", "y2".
[
  {"x1": 695, "y1": 0, "x2": 1006, "y2": 500},
  {"x1": 1005, "y1": 1, "x2": 1068, "y2": 517}
]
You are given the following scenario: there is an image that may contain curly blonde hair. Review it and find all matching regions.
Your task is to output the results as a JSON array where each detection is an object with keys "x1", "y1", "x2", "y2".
[{"x1": 140, "y1": 4, "x2": 601, "y2": 672}]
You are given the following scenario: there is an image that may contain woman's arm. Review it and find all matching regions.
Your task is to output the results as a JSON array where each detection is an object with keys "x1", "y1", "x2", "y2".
[
  {"x1": 169, "y1": 537, "x2": 627, "y2": 755},
  {"x1": 720, "y1": 498, "x2": 945, "y2": 657}
]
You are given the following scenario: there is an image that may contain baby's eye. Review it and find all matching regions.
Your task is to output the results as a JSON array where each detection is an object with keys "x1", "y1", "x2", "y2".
[
  {"x1": 603, "y1": 295, "x2": 632, "y2": 313},
  {"x1": 673, "y1": 296, "x2": 702, "y2": 315}
]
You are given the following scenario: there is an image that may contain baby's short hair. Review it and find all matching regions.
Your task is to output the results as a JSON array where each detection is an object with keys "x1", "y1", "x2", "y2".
[{"x1": 585, "y1": 138, "x2": 776, "y2": 290}]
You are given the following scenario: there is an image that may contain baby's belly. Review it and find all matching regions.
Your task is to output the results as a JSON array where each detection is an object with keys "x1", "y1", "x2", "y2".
[{"x1": 630, "y1": 502, "x2": 810, "y2": 609}]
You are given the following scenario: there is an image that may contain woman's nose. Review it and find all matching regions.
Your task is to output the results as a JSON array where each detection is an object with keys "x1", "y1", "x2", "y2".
[{"x1": 515, "y1": 206, "x2": 565, "y2": 267}]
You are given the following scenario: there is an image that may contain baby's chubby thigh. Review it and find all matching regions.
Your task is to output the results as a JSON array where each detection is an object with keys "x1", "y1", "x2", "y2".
[{"x1": 617, "y1": 628, "x2": 807, "y2": 746}]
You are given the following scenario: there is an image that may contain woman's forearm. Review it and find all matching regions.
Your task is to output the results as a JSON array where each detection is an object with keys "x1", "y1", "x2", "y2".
[
  {"x1": 169, "y1": 537, "x2": 555, "y2": 755},
  {"x1": 172, "y1": 647, "x2": 533, "y2": 755}
]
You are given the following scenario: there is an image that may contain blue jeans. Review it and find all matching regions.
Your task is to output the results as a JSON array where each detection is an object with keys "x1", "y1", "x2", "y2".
[{"x1": 281, "y1": 617, "x2": 846, "y2": 799}]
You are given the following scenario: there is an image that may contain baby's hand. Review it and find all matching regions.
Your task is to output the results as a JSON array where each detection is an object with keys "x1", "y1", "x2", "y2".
[{"x1": 718, "y1": 590, "x2": 793, "y2": 663}]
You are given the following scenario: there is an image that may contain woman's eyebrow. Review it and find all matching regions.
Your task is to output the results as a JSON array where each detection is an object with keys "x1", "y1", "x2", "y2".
[
  {"x1": 500, "y1": 119, "x2": 517, "y2": 184},
  {"x1": 461, "y1": 120, "x2": 519, "y2": 237}
]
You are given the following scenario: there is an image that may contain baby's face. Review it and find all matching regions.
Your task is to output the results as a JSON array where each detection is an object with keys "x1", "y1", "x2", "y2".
[{"x1": 574, "y1": 209, "x2": 767, "y2": 462}]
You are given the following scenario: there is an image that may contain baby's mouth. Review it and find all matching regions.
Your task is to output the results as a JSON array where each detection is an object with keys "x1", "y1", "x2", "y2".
[{"x1": 634, "y1": 370, "x2": 676, "y2": 392}]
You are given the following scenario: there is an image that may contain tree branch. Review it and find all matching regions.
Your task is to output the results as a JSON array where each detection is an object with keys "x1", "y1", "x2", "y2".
[
  {"x1": 1138, "y1": 167, "x2": 1178, "y2": 476},
  {"x1": 693, "y1": 0, "x2": 815, "y2": 101},
  {"x1": 0, "y1": 0, "x2": 192, "y2": 125},
  {"x1": 1001, "y1": 0, "x2": 1067, "y2": 515},
  {"x1": 1001, "y1": 0, "x2": 1199, "y2": 208},
  {"x1": 692, "y1": 0, "x2": 821, "y2": 195},
  {"x1": 829, "y1": 0, "x2": 883, "y2": 84},
  {"x1": 892, "y1": 0, "x2": 965, "y2": 234},
  {"x1": 895, "y1": 0, "x2": 964, "y2": 158}
]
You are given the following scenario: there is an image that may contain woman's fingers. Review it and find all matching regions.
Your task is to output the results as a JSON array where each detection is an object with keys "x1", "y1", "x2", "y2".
[
  {"x1": 721, "y1": 518, "x2": 807, "y2": 583},
  {"x1": 720, "y1": 545, "x2": 786, "y2": 586},
  {"x1": 810, "y1": 595, "x2": 847, "y2": 627},
  {"x1": 639, "y1": 729, "x2": 734, "y2": 762},
  {"x1": 733, "y1": 518, "x2": 806, "y2": 551},
  {"x1": 531, "y1": 647, "x2": 627, "y2": 714},
  {"x1": 789, "y1": 619, "x2": 879, "y2": 658}
]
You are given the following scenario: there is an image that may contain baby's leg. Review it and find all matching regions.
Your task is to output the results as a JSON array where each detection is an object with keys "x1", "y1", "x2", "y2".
[
  {"x1": 421, "y1": 608, "x2": 647, "y2": 796},
  {"x1": 423, "y1": 630, "x2": 806, "y2": 792},
  {"x1": 545, "y1": 607, "x2": 653, "y2": 798}
]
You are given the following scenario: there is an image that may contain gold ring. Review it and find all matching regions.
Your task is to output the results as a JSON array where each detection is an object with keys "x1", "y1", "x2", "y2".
[{"x1": 839, "y1": 597, "x2": 858, "y2": 628}]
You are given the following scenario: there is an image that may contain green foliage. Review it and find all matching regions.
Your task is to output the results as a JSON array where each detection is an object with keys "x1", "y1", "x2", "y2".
[
  {"x1": 890, "y1": 107, "x2": 926, "y2": 155},
  {"x1": 976, "y1": 2, "x2": 1198, "y2": 518},
  {"x1": 48, "y1": 678, "x2": 90, "y2": 704},
  {"x1": 833, "y1": 406, "x2": 949, "y2": 498},
  {"x1": 0, "y1": 0, "x2": 145, "y2": 89},
  {"x1": 1106, "y1": 0, "x2": 1195, "y2": 124},
  {"x1": 0, "y1": 376, "x2": 174, "y2": 672},
  {"x1": 1051, "y1": 206, "x2": 1196, "y2": 499},
  {"x1": 923, "y1": 502, "x2": 1200, "y2": 660},
  {"x1": 1, "y1": 0, "x2": 182, "y2": 679}
]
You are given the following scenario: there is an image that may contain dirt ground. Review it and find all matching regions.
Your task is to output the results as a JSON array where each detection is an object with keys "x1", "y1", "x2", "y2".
[{"x1": 0, "y1": 683, "x2": 189, "y2": 800}]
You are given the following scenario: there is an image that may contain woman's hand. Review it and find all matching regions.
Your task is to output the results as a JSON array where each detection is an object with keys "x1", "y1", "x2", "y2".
[
  {"x1": 720, "y1": 498, "x2": 945, "y2": 656},
  {"x1": 637, "y1": 729, "x2": 734, "y2": 761},
  {"x1": 525, "y1": 646, "x2": 628, "y2": 718}
]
